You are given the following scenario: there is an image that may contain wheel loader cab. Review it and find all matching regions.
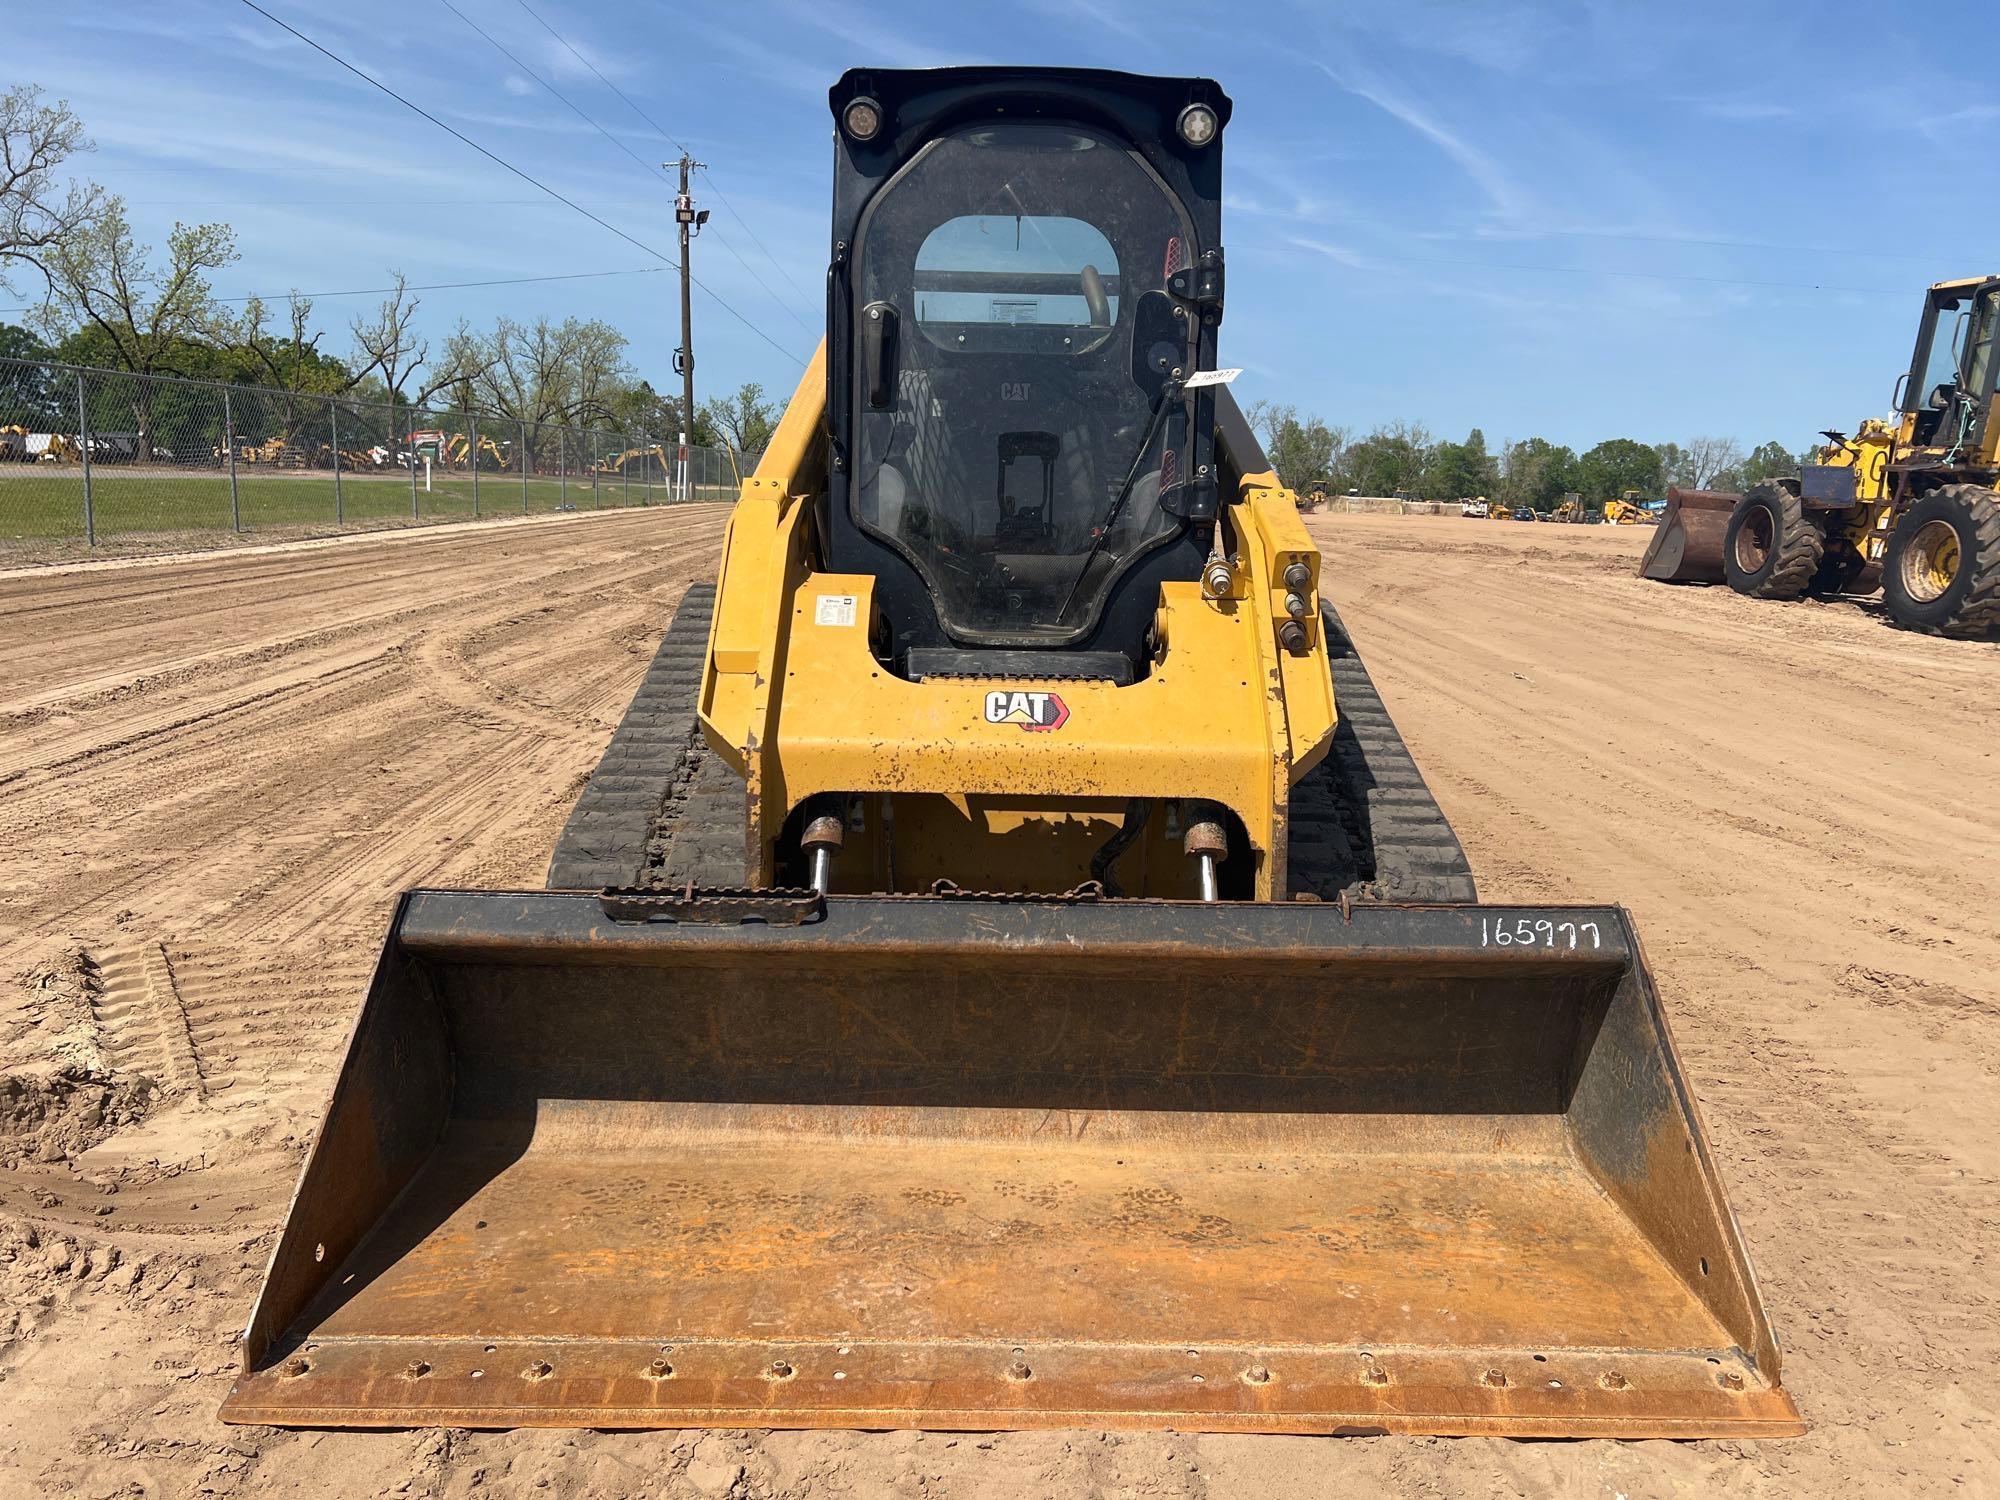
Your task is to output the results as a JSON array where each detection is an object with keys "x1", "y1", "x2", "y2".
[
  {"x1": 828, "y1": 70, "x2": 1230, "y2": 677},
  {"x1": 1897, "y1": 276, "x2": 2000, "y2": 458}
]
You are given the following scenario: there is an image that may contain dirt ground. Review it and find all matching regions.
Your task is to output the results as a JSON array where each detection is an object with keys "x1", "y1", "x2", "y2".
[{"x1": 2, "y1": 507, "x2": 1995, "y2": 1497}]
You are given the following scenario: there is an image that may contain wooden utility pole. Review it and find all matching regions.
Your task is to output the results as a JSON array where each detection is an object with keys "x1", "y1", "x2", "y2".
[{"x1": 672, "y1": 155, "x2": 708, "y2": 502}]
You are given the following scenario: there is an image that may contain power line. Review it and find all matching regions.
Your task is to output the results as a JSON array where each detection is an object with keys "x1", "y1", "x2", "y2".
[
  {"x1": 0, "y1": 266, "x2": 663, "y2": 318},
  {"x1": 124, "y1": 198, "x2": 649, "y2": 208},
  {"x1": 438, "y1": 0, "x2": 812, "y2": 333},
  {"x1": 234, "y1": 0, "x2": 804, "y2": 367},
  {"x1": 511, "y1": 0, "x2": 819, "y2": 319},
  {"x1": 700, "y1": 166, "x2": 818, "y2": 314}
]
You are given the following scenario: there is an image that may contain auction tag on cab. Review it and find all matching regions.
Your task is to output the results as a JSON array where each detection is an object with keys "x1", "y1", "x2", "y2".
[
  {"x1": 814, "y1": 594, "x2": 857, "y2": 627},
  {"x1": 1183, "y1": 368, "x2": 1243, "y2": 388}
]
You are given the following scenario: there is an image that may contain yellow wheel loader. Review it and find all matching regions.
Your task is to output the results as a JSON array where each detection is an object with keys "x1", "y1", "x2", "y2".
[
  {"x1": 1643, "y1": 275, "x2": 2000, "y2": 636},
  {"x1": 223, "y1": 68, "x2": 1798, "y2": 1440}
]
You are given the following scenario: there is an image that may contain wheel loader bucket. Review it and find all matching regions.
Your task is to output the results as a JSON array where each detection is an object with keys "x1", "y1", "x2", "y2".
[
  {"x1": 223, "y1": 890, "x2": 1800, "y2": 1438},
  {"x1": 1640, "y1": 488, "x2": 1739, "y2": 582}
]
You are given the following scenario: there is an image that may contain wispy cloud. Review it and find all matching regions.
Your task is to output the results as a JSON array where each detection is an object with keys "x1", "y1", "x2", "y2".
[
  {"x1": 1285, "y1": 235, "x2": 1369, "y2": 271},
  {"x1": 502, "y1": 75, "x2": 535, "y2": 98},
  {"x1": 773, "y1": 0, "x2": 979, "y2": 69},
  {"x1": 1313, "y1": 61, "x2": 1528, "y2": 222},
  {"x1": 1683, "y1": 96, "x2": 1796, "y2": 122},
  {"x1": 1320, "y1": 3, "x2": 1554, "y2": 75},
  {"x1": 1916, "y1": 100, "x2": 2000, "y2": 138}
]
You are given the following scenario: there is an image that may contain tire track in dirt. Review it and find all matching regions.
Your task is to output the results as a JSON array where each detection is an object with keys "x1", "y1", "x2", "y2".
[
  {"x1": 4, "y1": 508, "x2": 1997, "y2": 1498},
  {"x1": 1305, "y1": 514, "x2": 2000, "y2": 1492}
]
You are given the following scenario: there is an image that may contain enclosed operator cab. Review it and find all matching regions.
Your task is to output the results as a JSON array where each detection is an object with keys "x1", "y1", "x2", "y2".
[{"x1": 826, "y1": 69, "x2": 1232, "y2": 682}]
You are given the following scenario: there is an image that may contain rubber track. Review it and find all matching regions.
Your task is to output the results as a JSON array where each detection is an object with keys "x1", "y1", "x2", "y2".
[
  {"x1": 552, "y1": 588, "x2": 1475, "y2": 903},
  {"x1": 1286, "y1": 604, "x2": 1478, "y2": 904},
  {"x1": 546, "y1": 584, "x2": 730, "y2": 889}
]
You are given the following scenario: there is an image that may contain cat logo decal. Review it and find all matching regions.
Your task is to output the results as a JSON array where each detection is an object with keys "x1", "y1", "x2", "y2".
[{"x1": 983, "y1": 689, "x2": 1069, "y2": 732}]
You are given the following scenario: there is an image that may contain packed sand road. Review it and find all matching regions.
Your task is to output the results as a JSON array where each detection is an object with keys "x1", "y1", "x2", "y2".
[{"x1": 1, "y1": 507, "x2": 1995, "y2": 1496}]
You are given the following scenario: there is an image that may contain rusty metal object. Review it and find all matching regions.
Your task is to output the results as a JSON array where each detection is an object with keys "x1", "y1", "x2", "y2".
[
  {"x1": 1182, "y1": 804, "x2": 1229, "y2": 902},
  {"x1": 1640, "y1": 488, "x2": 1739, "y2": 583},
  {"x1": 222, "y1": 890, "x2": 1799, "y2": 1438},
  {"x1": 923, "y1": 879, "x2": 1105, "y2": 902},
  {"x1": 597, "y1": 886, "x2": 825, "y2": 926}
]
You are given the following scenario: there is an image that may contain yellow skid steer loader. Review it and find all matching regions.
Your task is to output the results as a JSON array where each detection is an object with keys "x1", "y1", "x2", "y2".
[{"x1": 223, "y1": 67, "x2": 1798, "y2": 1439}]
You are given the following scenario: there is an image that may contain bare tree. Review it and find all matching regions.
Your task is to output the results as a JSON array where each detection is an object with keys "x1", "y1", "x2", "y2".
[
  {"x1": 0, "y1": 85, "x2": 104, "y2": 302},
  {"x1": 1682, "y1": 435, "x2": 1746, "y2": 490},
  {"x1": 231, "y1": 293, "x2": 344, "y2": 391},
  {"x1": 350, "y1": 272, "x2": 427, "y2": 404},
  {"x1": 701, "y1": 381, "x2": 780, "y2": 460},
  {"x1": 40, "y1": 199, "x2": 236, "y2": 461},
  {"x1": 460, "y1": 315, "x2": 630, "y2": 427}
]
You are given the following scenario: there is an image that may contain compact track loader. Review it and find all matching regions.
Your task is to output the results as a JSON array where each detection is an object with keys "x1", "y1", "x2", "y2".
[{"x1": 224, "y1": 68, "x2": 1798, "y2": 1439}]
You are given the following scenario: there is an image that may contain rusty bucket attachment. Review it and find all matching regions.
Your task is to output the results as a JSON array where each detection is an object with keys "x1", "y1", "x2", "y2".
[
  {"x1": 223, "y1": 890, "x2": 1800, "y2": 1438},
  {"x1": 1640, "y1": 488, "x2": 1739, "y2": 583}
]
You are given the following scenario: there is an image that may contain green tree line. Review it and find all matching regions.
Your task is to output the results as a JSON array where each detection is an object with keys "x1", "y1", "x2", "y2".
[
  {"x1": 1244, "y1": 407, "x2": 1810, "y2": 512},
  {"x1": 0, "y1": 85, "x2": 782, "y2": 460}
]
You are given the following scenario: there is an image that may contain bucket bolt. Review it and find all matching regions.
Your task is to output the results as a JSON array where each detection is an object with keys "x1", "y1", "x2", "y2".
[
  {"x1": 801, "y1": 798, "x2": 845, "y2": 895},
  {"x1": 1182, "y1": 802, "x2": 1228, "y2": 901}
]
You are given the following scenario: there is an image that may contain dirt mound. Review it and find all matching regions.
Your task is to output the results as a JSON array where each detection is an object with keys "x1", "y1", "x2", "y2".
[{"x1": 2, "y1": 947, "x2": 158, "y2": 1168}]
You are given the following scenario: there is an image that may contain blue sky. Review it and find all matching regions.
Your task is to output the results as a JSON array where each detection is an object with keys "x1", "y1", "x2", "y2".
[{"x1": 24, "y1": 1, "x2": 2000, "y2": 451}]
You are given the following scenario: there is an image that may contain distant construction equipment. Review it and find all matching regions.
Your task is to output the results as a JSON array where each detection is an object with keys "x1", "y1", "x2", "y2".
[{"x1": 1644, "y1": 274, "x2": 1999, "y2": 636}]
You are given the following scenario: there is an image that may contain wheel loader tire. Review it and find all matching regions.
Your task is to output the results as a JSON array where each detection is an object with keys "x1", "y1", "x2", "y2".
[
  {"x1": 1724, "y1": 481, "x2": 1823, "y2": 600},
  {"x1": 1881, "y1": 484, "x2": 2000, "y2": 638},
  {"x1": 547, "y1": 584, "x2": 746, "y2": 889},
  {"x1": 1288, "y1": 605, "x2": 1478, "y2": 904}
]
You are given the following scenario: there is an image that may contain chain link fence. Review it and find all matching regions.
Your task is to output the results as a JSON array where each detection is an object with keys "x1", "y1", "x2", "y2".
[{"x1": 0, "y1": 355, "x2": 752, "y2": 559}]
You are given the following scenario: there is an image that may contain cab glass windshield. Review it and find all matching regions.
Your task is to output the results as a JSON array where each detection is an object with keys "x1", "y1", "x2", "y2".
[{"x1": 852, "y1": 122, "x2": 1196, "y2": 642}]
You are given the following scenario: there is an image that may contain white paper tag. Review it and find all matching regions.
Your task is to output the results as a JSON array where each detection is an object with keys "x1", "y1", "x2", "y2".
[
  {"x1": 1183, "y1": 368, "x2": 1242, "y2": 388},
  {"x1": 814, "y1": 594, "x2": 858, "y2": 627}
]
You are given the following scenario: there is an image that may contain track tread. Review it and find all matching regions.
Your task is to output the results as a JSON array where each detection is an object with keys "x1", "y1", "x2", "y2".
[
  {"x1": 546, "y1": 584, "x2": 734, "y2": 889},
  {"x1": 1286, "y1": 604, "x2": 1478, "y2": 904}
]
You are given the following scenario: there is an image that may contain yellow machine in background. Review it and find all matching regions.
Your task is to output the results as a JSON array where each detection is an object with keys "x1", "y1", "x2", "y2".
[
  {"x1": 446, "y1": 431, "x2": 508, "y2": 469},
  {"x1": 223, "y1": 66, "x2": 1799, "y2": 1443},
  {"x1": 1604, "y1": 491, "x2": 1657, "y2": 524},
  {"x1": 592, "y1": 442, "x2": 670, "y2": 479},
  {"x1": 1645, "y1": 275, "x2": 1999, "y2": 635},
  {"x1": 238, "y1": 435, "x2": 304, "y2": 467}
]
